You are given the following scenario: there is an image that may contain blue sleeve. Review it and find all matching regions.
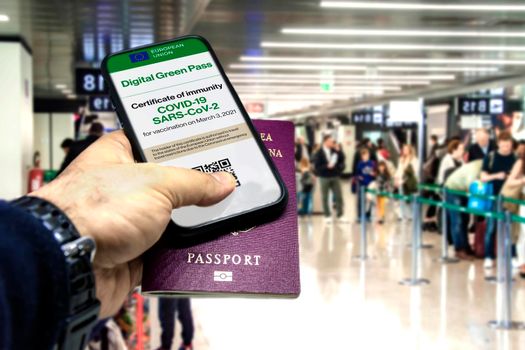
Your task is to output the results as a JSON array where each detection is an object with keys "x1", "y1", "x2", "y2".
[{"x1": 0, "y1": 200, "x2": 70, "y2": 350}]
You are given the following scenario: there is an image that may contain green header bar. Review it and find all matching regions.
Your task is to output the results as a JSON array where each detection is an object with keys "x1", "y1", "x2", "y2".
[{"x1": 106, "y1": 37, "x2": 208, "y2": 73}]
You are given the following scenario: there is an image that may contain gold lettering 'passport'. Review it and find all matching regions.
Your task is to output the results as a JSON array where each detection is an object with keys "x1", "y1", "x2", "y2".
[{"x1": 142, "y1": 119, "x2": 300, "y2": 297}]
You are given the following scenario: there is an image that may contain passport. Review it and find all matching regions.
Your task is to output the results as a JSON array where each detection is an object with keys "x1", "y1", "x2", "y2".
[{"x1": 142, "y1": 119, "x2": 300, "y2": 297}]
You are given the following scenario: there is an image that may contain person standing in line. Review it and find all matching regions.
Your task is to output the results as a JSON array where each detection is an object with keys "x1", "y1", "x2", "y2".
[
  {"x1": 365, "y1": 139, "x2": 378, "y2": 162},
  {"x1": 467, "y1": 128, "x2": 494, "y2": 162},
  {"x1": 480, "y1": 131, "x2": 516, "y2": 269},
  {"x1": 394, "y1": 144, "x2": 419, "y2": 220},
  {"x1": 422, "y1": 135, "x2": 442, "y2": 231},
  {"x1": 436, "y1": 140, "x2": 469, "y2": 260},
  {"x1": 60, "y1": 138, "x2": 74, "y2": 155},
  {"x1": 333, "y1": 142, "x2": 346, "y2": 176},
  {"x1": 298, "y1": 157, "x2": 315, "y2": 216},
  {"x1": 376, "y1": 138, "x2": 390, "y2": 161},
  {"x1": 355, "y1": 148, "x2": 376, "y2": 223},
  {"x1": 375, "y1": 160, "x2": 392, "y2": 224},
  {"x1": 295, "y1": 136, "x2": 310, "y2": 162},
  {"x1": 59, "y1": 122, "x2": 105, "y2": 174},
  {"x1": 313, "y1": 134, "x2": 345, "y2": 223},
  {"x1": 444, "y1": 160, "x2": 483, "y2": 260},
  {"x1": 157, "y1": 298, "x2": 194, "y2": 350},
  {"x1": 352, "y1": 138, "x2": 377, "y2": 176},
  {"x1": 516, "y1": 140, "x2": 525, "y2": 159},
  {"x1": 437, "y1": 140, "x2": 464, "y2": 186},
  {"x1": 500, "y1": 148, "x2": 525, "y2": 277},
  {"x1": 428, "y1": 134, "x2": 439, "y2": 159}
]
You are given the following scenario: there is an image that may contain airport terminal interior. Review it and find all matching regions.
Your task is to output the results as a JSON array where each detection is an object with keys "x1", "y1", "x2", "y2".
[{"x1": 4, "y1": 0, "x2": 525, "y2": 349}]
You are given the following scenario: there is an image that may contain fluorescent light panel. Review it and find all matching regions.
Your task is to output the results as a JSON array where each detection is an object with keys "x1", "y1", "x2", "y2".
[
  {"x1": 261, "y1": 41, "x2": 525, "y2": 52},
  {"x1": 231, "y1": 78, "x2": 430, "y2": 85},
  {"x1": 378, "y1": 66, "x2": 498, "y2": 72},
  {"x1": 230, "y1": 63, "x2": 498, "y2": 72},
  {"x1": 240, "y1": 55, "x2": 525, "y2": 66},
  {"x1": 282, "y1": 28, "x2": 525, "y2": 38},
  {"x1": 0, "y1": 14, "x2": 9, "y2": 22},
  {"x1": 55, "y1": 84, "x2": 68, "y2": 89},
  {"x1": 230, "y1": 63, "x2": 366, "y2": 71},
  {"x1": 239, "y1": 94, "x2": 363, "y2": 100},
  {"x1": 320, "y1": 1, "x2": 525, "y2": 12},
  {"x1": 227, "y1": 73, "x2": 455, "y2": 80},
  {"x1": 235, "y1": 85, "x2": 401, "y2": 91}
]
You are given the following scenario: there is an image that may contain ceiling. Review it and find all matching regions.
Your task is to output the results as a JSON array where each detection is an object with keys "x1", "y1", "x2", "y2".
[{"x1": 3, "y1": 0, "x2": 525, "y2": 115}]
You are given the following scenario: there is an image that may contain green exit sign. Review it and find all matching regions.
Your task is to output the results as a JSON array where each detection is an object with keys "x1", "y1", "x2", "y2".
[{"x1": 320, "y1": 82, "x2": 333, "y2": 92}]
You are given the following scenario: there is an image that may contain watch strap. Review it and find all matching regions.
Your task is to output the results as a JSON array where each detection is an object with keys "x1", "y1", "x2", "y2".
[{"x1": 10, "y1": 196, "x2": 100, "y2": 350}]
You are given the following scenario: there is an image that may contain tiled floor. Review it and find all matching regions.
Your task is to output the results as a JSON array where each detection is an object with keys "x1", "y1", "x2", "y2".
[{"x1": 147, "y1": 192, "x2": 525, "y2": 350}]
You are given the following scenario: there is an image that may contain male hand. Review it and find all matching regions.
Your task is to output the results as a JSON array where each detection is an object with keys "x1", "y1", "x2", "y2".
[{"x1": 31, "y1": 131, "x2": 236, "y2": 317}]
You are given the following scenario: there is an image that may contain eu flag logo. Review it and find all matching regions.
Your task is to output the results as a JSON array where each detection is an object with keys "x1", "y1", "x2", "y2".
[{"x1": 129, "y1": 51, "x2": 150, "y2": 63}]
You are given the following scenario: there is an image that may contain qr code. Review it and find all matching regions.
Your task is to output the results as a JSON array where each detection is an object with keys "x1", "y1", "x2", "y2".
[{"x1": 192, "y1": 158, "x2": 240, "y2": 187}]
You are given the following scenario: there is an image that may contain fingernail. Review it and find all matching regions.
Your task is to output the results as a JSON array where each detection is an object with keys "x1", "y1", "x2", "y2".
[{"x1": 211, "y1": 172, "x2": 235, "y2": 187}]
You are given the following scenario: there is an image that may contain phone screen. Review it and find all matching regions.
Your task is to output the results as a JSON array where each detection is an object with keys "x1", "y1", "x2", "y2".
[{"x1": 104, "y1": 37, "x2": 283, "y2": 228}]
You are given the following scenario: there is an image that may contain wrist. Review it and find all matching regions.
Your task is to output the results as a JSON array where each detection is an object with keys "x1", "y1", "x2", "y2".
[
  {"x1": 30, "y1": 184, "x2": 90, "y2": 240},
  {"x1": 10, "y1": 195, "x2": 100, "y2": 349}
]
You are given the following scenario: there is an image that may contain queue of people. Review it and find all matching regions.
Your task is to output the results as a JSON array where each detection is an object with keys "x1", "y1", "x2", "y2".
[
  {"x1": 295, "y1": 128, "x2": 525, "y2": 278},
  {"x1": 433, "y1": 129, "x2": 525, "y2": 277}
]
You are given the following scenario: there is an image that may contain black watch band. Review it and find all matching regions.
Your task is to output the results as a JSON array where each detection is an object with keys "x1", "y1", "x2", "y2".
[{"x1": 10, "y1": 196, "x2": 100, "y2": 350}]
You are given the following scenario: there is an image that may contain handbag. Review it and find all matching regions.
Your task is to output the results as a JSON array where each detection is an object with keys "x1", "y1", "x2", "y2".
[
  {"x1": 501, "y1": 178, "x2": 523, "y2": 214},
  {"x1": 467, "y1": 181, "x2": 493, "y2": 212},
  {"x1": 402, "y1": 164, "x2": 418, "y2": 195}
]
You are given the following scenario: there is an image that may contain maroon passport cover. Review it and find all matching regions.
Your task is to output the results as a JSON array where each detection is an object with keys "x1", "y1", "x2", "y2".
[{"x1": 142, "y1": 119, "x2": 300, "y2": 297}]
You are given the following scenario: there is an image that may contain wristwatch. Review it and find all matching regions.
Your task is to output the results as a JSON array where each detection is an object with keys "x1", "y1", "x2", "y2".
[{"x1": 10, "y1": 196, "x2": 100, "y2": 350}]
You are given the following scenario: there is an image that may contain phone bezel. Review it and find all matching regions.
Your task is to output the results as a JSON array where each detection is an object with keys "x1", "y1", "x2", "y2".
[{"x1": 100, "y1": 35, "x2": 288, "y2": 240}]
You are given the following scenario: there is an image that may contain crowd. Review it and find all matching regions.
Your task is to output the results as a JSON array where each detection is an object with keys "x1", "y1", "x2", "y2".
[
  {"x1": 295, "y1": 128, "x2": 525, "y2": 278},
  {"x1": 295, "y1": 133, "x2": 418, "y2": 224}
]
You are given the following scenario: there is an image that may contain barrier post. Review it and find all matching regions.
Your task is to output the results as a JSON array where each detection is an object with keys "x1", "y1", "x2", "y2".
[
  {"x1": 400, "y1": 195, "x2": 430, "y2": 286},
  {"x1": 488, "y1": 211, "x2": 525, "y2": 330},
  {"x1": 353, "y1": 185, "x2": 368, "y2": 260},
  {"x1": 486, "y1": 195, "x2": 507, "y2": 283},
  {"x1": 417, "y1": 194, "x2": 434, "y2": 249},
  {"x1": 437, "y1": 188, "x2": 459, "y2": 264}
]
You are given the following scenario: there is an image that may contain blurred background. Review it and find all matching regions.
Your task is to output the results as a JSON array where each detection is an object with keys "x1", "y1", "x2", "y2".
[{"x1": 3, "y1": 0, "x2": 525, "y2": 349}]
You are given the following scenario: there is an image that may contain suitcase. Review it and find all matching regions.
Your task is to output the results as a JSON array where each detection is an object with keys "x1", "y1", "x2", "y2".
[{"x1": 474, "y1": 220, "x2": 486, "y2": 258}]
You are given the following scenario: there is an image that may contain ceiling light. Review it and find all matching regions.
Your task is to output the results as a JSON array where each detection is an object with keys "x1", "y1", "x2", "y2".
[
  {"x1": 62, "y1": 89, "x2": 72, "y2": 94},
  {"x1": 231, "y1": 63, "x2": 497, "y2": 73},
  {"x1": 66, "y1": 94, "x2": 77, "y2": 99},
  {"x1": 261, "y1": 41, "x2": 525, "y2": 52},
  {"x1": 282, "y1": 27, "x2": 525, "y2": 38},
  {"x1": 238, "y1": 94, "x2": 363, "y2": 100},
  {"x1": 377, "y1": 66, "x2": 498, "y2": 72},
  {"x1": 230, "y1": 63, "x2": 367, "y2": 71},
  {"x1": 227, "y1": 73, "x2": 455, "y2": 80},
  {"x1": 241, "y1": 56, "x2": 525, "y2": 65},
  {"x1": 230, "y1": 78, "x2": 431, "y2": 85},
  {"x1": 55, "y1": 84, "x2": 67, "y2": 89},
  {"x1": 320, "y1": 1, "x2": 525, "y2": 12},
  {"x1": 0, "y1": 14, "x2": 9, "y2": 22},
  {"x1": 235, "y1": 85, "x2": 401, "y2": 92}
]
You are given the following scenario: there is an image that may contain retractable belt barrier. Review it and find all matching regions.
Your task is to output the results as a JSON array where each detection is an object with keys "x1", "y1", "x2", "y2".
[
  {"x1": 363, "y1": 183, "x2": 525, "y2": 330},
  {"x1": 364, "y1": 188, "x2": 430, "y2": 285}
]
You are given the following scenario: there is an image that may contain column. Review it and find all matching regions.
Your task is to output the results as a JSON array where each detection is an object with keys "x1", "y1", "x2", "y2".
[{"x1": 0, "y1": 40, "x2": 33, "y2": 198}]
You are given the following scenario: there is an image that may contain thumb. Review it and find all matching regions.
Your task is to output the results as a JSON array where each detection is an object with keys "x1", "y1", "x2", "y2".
[{"x1": 142, "y1": 164, "x2": 237, "y2": 208}]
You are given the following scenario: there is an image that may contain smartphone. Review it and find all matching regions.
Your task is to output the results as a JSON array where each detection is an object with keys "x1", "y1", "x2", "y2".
[{"x1": 101, "y1": 35, "x2": 287, "y2": 239}]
